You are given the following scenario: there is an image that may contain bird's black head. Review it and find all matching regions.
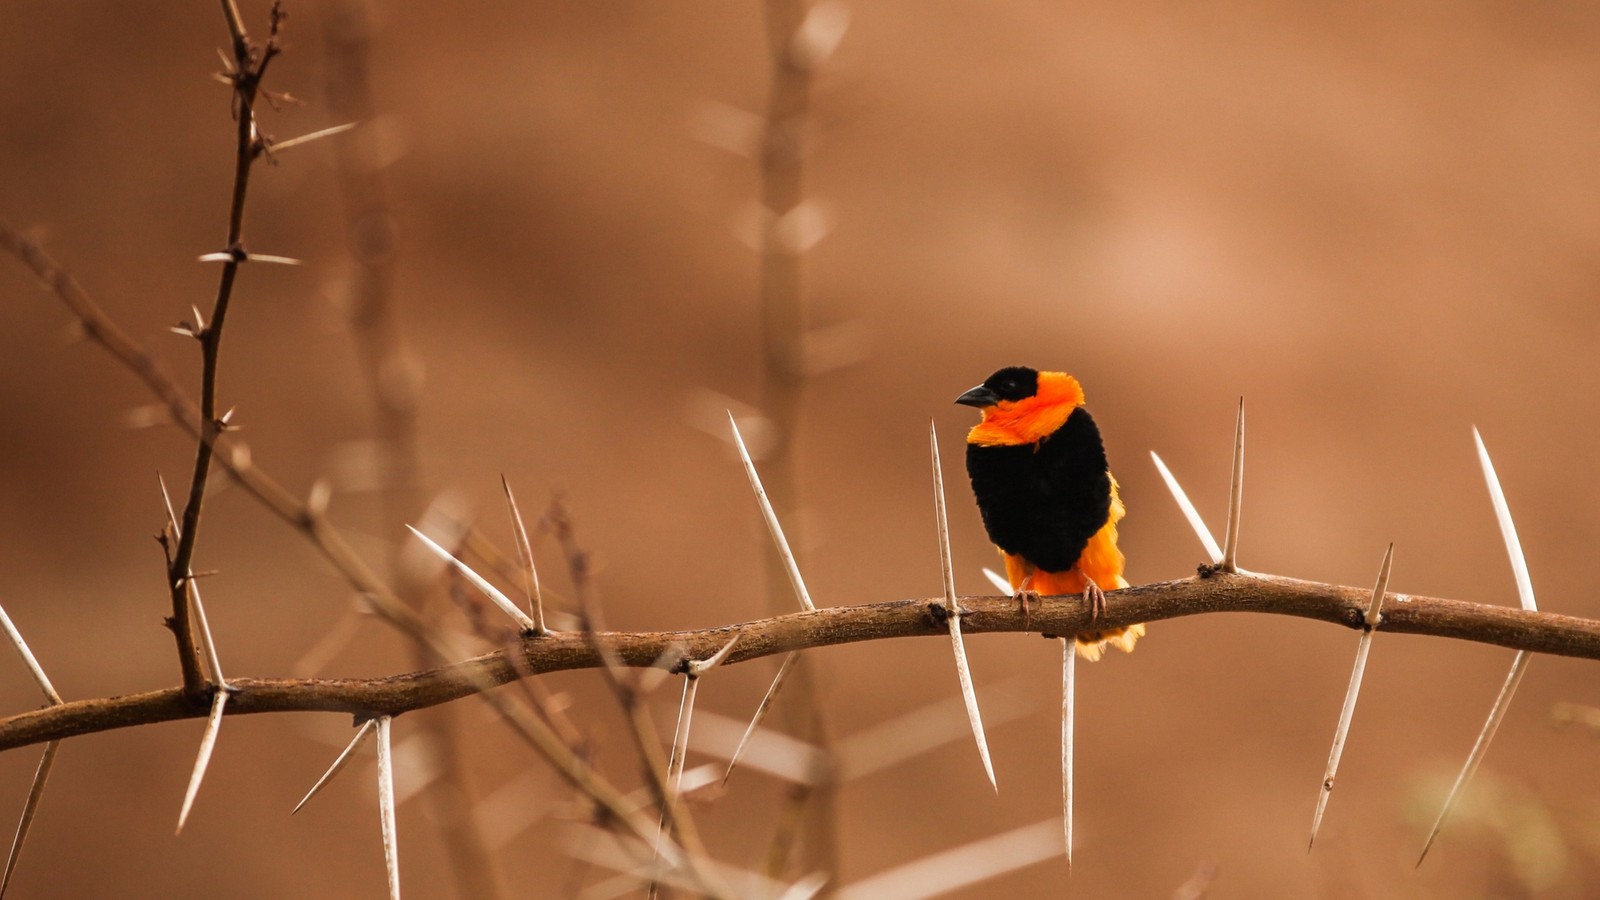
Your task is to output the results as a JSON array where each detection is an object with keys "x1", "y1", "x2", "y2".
[{"x1": 955, "y1": 366, "x2": 1040, "y2": 407}]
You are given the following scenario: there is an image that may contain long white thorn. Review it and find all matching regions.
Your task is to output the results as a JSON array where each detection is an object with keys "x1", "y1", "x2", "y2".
[
  {"x1": 1474, "y1": 428, "x2": 1536, "y2": 612},
  {"x1": 187, "y1": 579, "x2": 226, "y2": 687},
  {"x1": 1149, "y1": 452, "x2": 1223, "y2": 564},
  {"x1": 1309, "y1": 543, "x2": 1393, "y2": 850},
  {"x1": 651, "y1": 675, "x2": 704, "y2": 895},
  {"x1": 722, "y1": 652, "x2": 798, "y2": 785},
  {"x1": 501, "y1": 476, "x2": 548, "y2": 633},
  {"x1": 0, "y1": 604, "x2": 60, "y2": 706},
  {"x1": 0, "y1": 741, "x2": 58, "y2": 899},
  {"x1": 653, "y1": 631, "x2": 740, "y2": 887},
  {"x1": 176, "y1": 689, "x2": 229, "y2": 834},
  {"x1": 981, "y1": 567, "x2": 1010, "y2": 595},
  {"x1": 1222, "y1": 398, "x2": 1245, "y2": 571},
  {"x1": 1417, "y1": 651, "x2": 1532, "y2": 866},
  {"x1": 376, "y1": 716, "x2": 401, "y2": 900},
  {"x1": 268, "y1": 121, "x2": 359, "y2": 153},
  {"x1": 1418, "y1": 430, "x2": 1540, "y2": 865},
  {"x1": 931, "y1": 421, "x2": 996, "y2": 790},
  {"x1": 293, "y1": 719, "x2": 378, "y2": 815},
  {"x1": 1061, "y1": 640, "x2": 1075, "y2": 868},
  {"x1": 405, "y1": 525, "x2": 539, "y2": 633},
  {"x1": 728, "y1": 412, "x2": 815, "y2": 611}
]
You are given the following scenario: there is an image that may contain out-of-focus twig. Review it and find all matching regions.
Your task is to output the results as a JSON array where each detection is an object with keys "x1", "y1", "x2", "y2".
[{"x1": 752, "y1": 0, "x2": 846, "y2": 881}]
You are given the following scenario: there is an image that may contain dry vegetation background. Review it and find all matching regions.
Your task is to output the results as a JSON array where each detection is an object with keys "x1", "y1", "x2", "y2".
[{"x1": 3, "y1": 2, "x2": 1600, "y2": 897}]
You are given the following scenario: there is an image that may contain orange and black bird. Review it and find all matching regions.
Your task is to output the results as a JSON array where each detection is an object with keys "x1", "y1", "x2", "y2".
[{"x1": 956, "y1": 366, "x2": 1143, "y2": 660}]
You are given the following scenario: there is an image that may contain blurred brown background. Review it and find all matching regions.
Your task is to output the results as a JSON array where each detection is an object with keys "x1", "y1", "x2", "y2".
[{"x1": 4, "y1": 1, "x2": 1600, "y2": 897}]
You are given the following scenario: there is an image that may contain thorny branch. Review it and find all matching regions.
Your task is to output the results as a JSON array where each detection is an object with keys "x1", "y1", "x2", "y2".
[
  {"x1": 167, "y1": 0, "x2": 287, "y2": 697},
  {"x1": 1, "y1": 571, "x2": 1598, "y2": 751}
]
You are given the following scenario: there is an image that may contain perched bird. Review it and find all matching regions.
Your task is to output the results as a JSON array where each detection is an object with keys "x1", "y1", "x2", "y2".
[{"x1": 956, "y1": 366, "x2": 1143, "y2": 661}]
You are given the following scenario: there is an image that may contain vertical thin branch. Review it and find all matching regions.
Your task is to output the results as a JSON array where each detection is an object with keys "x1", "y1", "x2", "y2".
[
  {"x1": 320, "y1": 3, "x2": 505, "y2": 894},
  {"x1": 755, "y1": 0, "x2": 843, "y2": 881},
  {"x1": 167, "y1": 0, "x2": 287, "y2": 697},
  {"x1": 548, "y1": 504, "x2": 724, "y2": 896}
]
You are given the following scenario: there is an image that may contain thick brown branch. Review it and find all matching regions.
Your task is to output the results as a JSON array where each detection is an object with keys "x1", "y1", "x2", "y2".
[{"x1": 2, "y1": 572, "x2": 1596, "y2": 752}]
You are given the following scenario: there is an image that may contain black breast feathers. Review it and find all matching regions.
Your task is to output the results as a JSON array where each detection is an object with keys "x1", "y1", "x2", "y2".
[{"x1": 965, "y1": 406, "x2": 1112, "y2": 573}]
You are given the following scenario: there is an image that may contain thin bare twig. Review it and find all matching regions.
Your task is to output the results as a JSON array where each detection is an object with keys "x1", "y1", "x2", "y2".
[
  {"x1": 168, "y1": 0, "x2": 290, "y2": 697},
  {"x1": 548, "y1": 501, "x2": 725, "y2": 898}
]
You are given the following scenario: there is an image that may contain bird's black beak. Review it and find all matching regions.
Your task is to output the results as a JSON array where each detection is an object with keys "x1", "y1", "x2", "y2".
[{"x1": 955, "y1": 384, "x2": 1000, "y2": 408}]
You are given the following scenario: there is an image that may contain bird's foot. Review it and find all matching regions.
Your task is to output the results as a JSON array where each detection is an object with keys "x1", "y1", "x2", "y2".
[
  {"x1": 1014, "y1": 588, "x2": 1040, "y2": 628},
  {"x1": 1082, "y1": 580, "x2": 1107, "y2": 621}
]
